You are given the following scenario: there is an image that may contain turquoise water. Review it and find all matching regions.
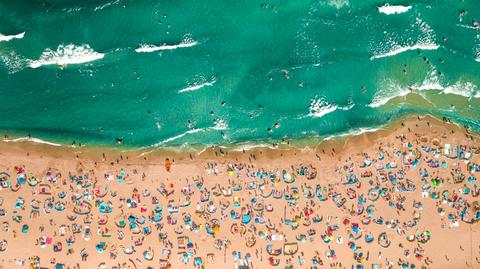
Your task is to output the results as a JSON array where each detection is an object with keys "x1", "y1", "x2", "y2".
[{"x1": 0, "y1": 0, "x2": 479, "y2": 148}]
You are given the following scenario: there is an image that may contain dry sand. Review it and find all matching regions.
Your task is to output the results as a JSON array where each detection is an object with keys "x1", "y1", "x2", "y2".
[{"x1": 0, "y1": 115, "x2": 479, "y2": 269}]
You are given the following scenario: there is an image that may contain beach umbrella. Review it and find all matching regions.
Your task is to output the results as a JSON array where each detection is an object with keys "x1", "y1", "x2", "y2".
[{"x1": 212, "y1": 225, "x2": 220, "y2": 235}]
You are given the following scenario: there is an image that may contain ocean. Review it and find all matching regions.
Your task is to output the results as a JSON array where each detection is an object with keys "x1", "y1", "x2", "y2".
[{"x1": 0, "y1": 0, "x2": 479, "y2": 149}]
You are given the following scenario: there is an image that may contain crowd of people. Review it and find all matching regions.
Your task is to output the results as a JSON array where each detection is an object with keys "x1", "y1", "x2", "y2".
[{"x1": 0, "y1": 126, "x2": 479, "y2": 269}]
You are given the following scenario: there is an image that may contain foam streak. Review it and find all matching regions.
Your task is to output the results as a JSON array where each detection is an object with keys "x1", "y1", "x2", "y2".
[{"x1": 0, "y1": 32, "x2": 25, "y2": 42}]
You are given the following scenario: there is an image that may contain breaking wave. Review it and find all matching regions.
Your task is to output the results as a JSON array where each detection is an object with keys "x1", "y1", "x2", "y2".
[
  {"x1": 3, "y1": 136, "x2": 61, "y2": 147},
  {"x1": 0, "y1": 51, "x2": 30, "y2": 73},
  {"x1": 149, "y1": 128, "x2": 204, "y2": 147},
  {"x1": 0, "y1": 32, "x2": 25, "y2": 42},
  {"x1": 369, "y1": 69, "x2": 479, "y2": 108},
  {"x1": 178, "y1": 78, "x2": 216, "y2": 93},
  {"x1": 370, "y1": 18, "x2": 439, "y2": 60},
  {"x1": 378, "y1": 5, "x2": 412, "y2": 15},
  {"x1": 370, "y1": 44, "x2": 439, "y2": 60},
  {"x1": 136, "y1": 36, "x2": 198, "y2": 53},
  {"x1": 212, "y1": 119, "x2": 228, "y2": 130},
  {"x1": 29, "y1": 44, "x2": 104, "y2": 68},
  {"x1": 443, "y1": 81, "x2": 478, "y2": 98},
  {"x1": 368, "y1": 79, "x2": 411, "y2": 108},
  {"x1": 148, "y1": 119, "x2": 230, "y2": 148},
  {"x1": 307, "y1": 97, "x2": 338, "y2": 118},
  {"x1": 410, "y1": 68, "x2": 444, "y2": 91},
  {"x1": 302, "y1": 97, "x2": 354, "y2": 118}
]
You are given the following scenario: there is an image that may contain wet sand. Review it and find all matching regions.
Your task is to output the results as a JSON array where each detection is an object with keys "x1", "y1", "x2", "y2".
[{"x1": 0, "y1": 115, "x2": 479, "y2": 269}]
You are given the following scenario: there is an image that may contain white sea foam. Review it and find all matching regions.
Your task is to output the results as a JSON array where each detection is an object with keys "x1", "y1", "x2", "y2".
[
  {"x1": 378, "y1": 5, "x2": 412, "y2": 15},
  {"x1": 324, "y1": 127, "x2": 382, "y2": 141},
  {"x1": 148, "y1": 118, "x2": 230, "y2": 148},
  {"x1": 178, "y1": 79, "x2": 216, "y2": 93},
  {"x1": 443, "y1": 81, "x2": 477, "y2": 98},
  {"x1": 410, "y1": 68, "x2": 444, "y2": 91},
  {"x1": 368, "y1": 79, "x2": 410, "y2": 108},
  {"x1": 411, "y1": 82, "x2": 444, "y2": 91},
  {"x1": 370, "y1": 43, "x2": 439, "y2": 60},
  {"x1": 94, "y1": 0, "x2": 120, "y2": 11},
  {"x1": 135, "y1": 37, "x2": 197, "y2": 53},
  {"x1": 150, "y1": 128, "x2": 204, "y2": 147},
  {"x1": 369, "y1": 90, "x2": 410, "y2": 108},
  {"x1": 306, "y1": 97, "x2": 338, "y2": 118},
  {"x1": 301, "y1": 97, "x2": 355, "y2": 118},
  {"x1": 370, "y1": 18, "x2": 439, "y2": 60},
  {"x1": 456, "y1": 23, "x2": 480, "y2": 30},
  {"x1": 370, "y1": 69, "x2": 445, "y2": 108},
  {"x1": 339, "y1": 103, "x2": 355, "y2": 110},
  {"x1": 294, "y1": 21, "x2": 322, "y2": 63},
  {"x1": 3, "y1": 136, "x2": 61, "y2": 147},
  {"x1": 0, "y1": 32, "x2": 25, "y2": 42},
  {"x1": 29, "y1": 44, "x2": 104, "y2": 68},
  {"x1": 212, "y1": 119, "x2": 228, "y2": 130},
  {"x1": 0, "y1": 51, "x2": 29, "y2": 73},
  {"x1": 328, "y1": 0, "x2": 349, "y2": 9},
  {"x1": 369, "y1": 68, "x2": 479, "y2": 108},
  {"x1": 227, "y1": 143, "x2": 278, "y2": 152}
]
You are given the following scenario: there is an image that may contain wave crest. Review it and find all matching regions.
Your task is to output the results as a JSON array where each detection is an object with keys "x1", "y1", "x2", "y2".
[
  {"x1": 212, "y1": 119, "x2": 228, "y2": 130},
  {"x1": 368, "y1": 79, "x2": 410, "y2": 108},
  {"x1": 369, "y1": 69, "x2": 479, "y2": 108},
  {"x1": 370, "y1": 18, "x2": 439, "y2": 60},
  {"x1": 307, "y1": 97, "x2": 338, "y2": 118},
  {"x1": 443, "y1": 81, "x2": 478, "y2": 98},
  {"x1": 29, "y1": 44, "x2": 104, "y2": 68},
  {"x1": 136, "y1": 36, "x2": 197, "y2": 53},
  {"x1": 301, "y1": 97, "x2": 355, "y2": 118},
  {"x1": 0, "y1": 32, "x2": 25, "y2": 42},
  {"x1": 3, "y1": 136, "x2": 61, "y2": 146},
  {"x1": 378, "y1": 5, "x2": 412, "y2": 15},
  {"x1": 178, "y1": 78, "x2": 216, "y2": 93},
  {"x1": 149, "y1": 128, "x2": 204, "y2": 147},
  {"x1": 370, "y1": 44, "x2": 439, "y2": 60}
]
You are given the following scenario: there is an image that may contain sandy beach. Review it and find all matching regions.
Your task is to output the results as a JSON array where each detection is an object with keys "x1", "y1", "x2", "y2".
[{"x1": 0, "y1": 115, "x2": 479, "y2": 269}]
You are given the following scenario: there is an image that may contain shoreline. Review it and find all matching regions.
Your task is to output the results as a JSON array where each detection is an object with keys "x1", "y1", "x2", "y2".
[{"x1": 0, "y1": 114, "x2": 476, "y2": 160}]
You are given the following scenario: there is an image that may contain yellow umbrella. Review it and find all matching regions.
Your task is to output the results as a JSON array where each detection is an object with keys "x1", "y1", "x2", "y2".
[{"x1": 212, "y1": 225, "x2": 220, "y2": 235}]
